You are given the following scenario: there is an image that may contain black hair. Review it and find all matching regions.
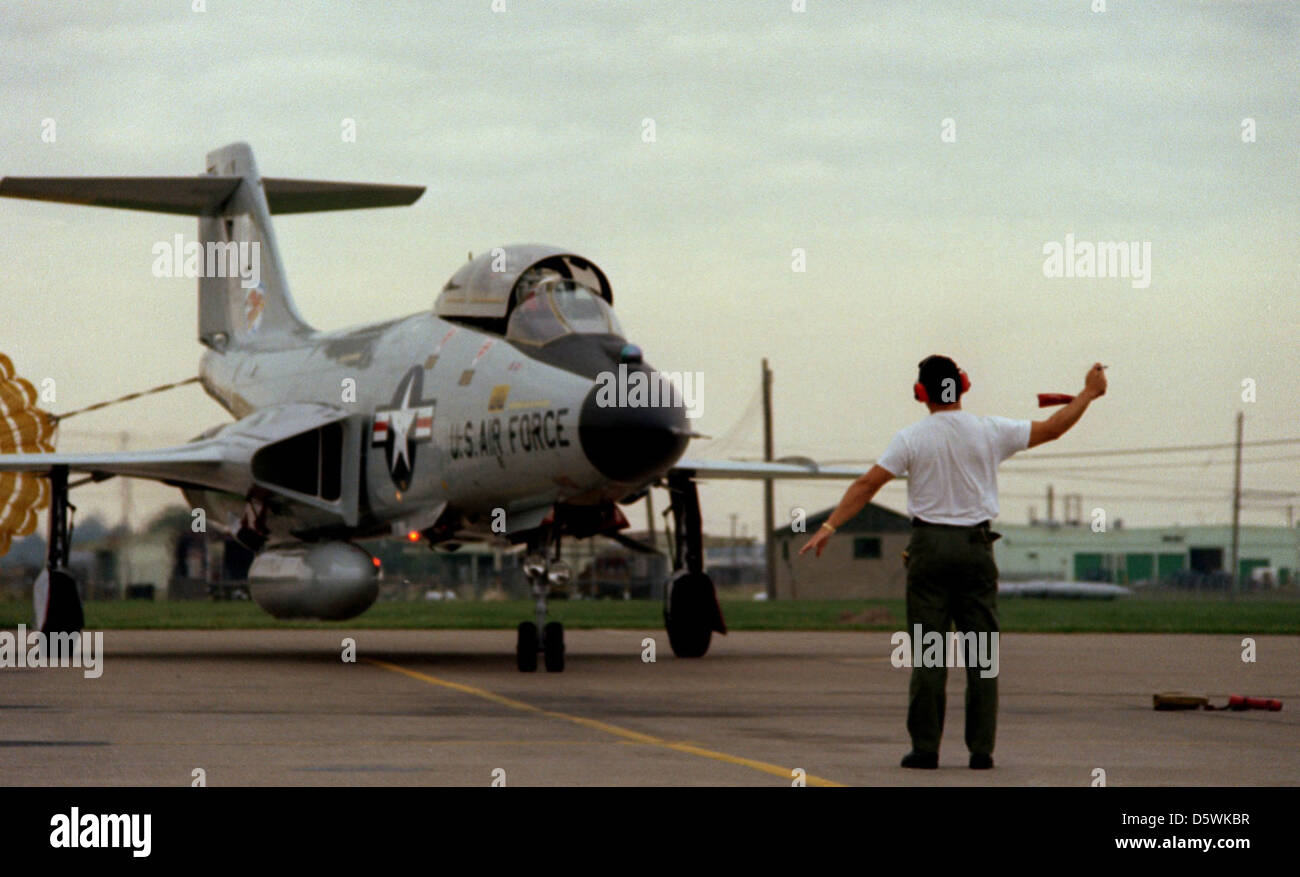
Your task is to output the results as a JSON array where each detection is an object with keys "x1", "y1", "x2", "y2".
[{"x1": 918, "y1": 355, "x2": 962, "y2": 403}]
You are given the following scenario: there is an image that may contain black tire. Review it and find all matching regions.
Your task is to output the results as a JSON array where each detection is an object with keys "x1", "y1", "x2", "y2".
[
  {"x1": 665, "y1": 573, "x2": 714, "y2": 658},
  {"x1": 35, "y1": 569, "x2": 84, "y2": 635},
  {"x1": 516, "y1": 622, "x2": 539, "y2": 672},
  {"x1": 542, "y1": 621, "x2": 565, "y2": 672}
]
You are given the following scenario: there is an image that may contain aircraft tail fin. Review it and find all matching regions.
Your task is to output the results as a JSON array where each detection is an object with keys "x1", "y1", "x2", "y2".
[
  {"x1": 197, "y1": 142, "x2": 306, "y2": 348},
  {"x1": 0, "y1": 142, "x2": 424, "y2": 350}
]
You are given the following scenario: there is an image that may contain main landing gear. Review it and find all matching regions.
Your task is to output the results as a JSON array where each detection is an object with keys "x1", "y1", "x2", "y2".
[
  {"x1": 515, "y1": 529, "x2": 570, "y2": 673},
  {"x1": 34, "y1": 465, "x2": 84, "y2": 635},
  {"x1": 663, "y1": 470, "x2": 726, "y2": 658},
  {"x1": 512, "y1": 472, "x2": 726, "y2": 669}
]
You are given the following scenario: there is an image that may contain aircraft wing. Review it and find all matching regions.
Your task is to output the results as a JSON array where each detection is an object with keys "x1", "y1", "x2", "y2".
[
  {"x1": 0, "y1": 403, "x2": 358, "y2": 512},
  {"x1": 1, "y1": 402, "x2": 365, "y2": 529},
  {"x1": 671, "y1": 458, "x2": 873, "y2": 480},
  {"x1": 0, "y1": 443, "x2": 231, "y2": 489}
]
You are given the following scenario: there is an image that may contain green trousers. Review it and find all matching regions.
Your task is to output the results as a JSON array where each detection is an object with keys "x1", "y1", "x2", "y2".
[{"x1": 904, "y1": 523, "x2": 1000, "y2": 757}]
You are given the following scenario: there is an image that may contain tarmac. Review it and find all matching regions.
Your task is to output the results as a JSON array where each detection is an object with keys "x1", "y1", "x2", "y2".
[{"x1": 1, "y1": 629, "x2": 1296, "y2": 786}]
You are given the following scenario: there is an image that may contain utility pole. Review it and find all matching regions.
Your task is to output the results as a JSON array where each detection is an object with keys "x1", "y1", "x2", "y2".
[
  {"x1": 729, "y1": 513, "x2": 738, "y2": 570},
  {"x1": 119, "y1": 430, "x2": 134, "y2": 587},
  {"x1": 1230, "y1": 412, "x2": 1243, "y2": 597},
  {"x1": 1046, "y1": 484, "x2": 1054, "y2": 525},
  {"x1": 644, "y1": 487, "x2": 656, "y2": 549},
  {"x1": 119, "y1": 430, "x2": 134, "y2": 532},
  {"x1": 762, "y1": 358, "x2": 776, "y2": 600}
]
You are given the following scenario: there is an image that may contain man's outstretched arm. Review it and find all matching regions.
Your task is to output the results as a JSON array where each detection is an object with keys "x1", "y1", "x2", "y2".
[
  {"x1": 798, "y1": 464, "x2": 895, "y2": 557},
  {"x1": 1028, "y1": 362, "x2": 1108, "y2": 449}
]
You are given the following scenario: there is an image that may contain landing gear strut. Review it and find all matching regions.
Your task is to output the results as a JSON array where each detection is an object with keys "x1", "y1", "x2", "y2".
[
  {"x1": 664, "y1": 470, "x2": 726, "y2": 658},
  {"x1": 515, "y1": 528, "x2": 569, "y2": 673},
  {"x1": 33, "y1": 465, "x2": 84, "y2": 635}
]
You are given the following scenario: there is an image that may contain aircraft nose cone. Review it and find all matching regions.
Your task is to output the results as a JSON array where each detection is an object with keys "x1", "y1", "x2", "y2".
[{"x1": 579, "y1": 371, "x2": 690, "y2": 483}]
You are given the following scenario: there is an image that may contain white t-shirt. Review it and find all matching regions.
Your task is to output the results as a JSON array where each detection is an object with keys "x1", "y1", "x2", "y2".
[{"x1": 876, "y1": 411, "x2": 1030, "y2": 526}]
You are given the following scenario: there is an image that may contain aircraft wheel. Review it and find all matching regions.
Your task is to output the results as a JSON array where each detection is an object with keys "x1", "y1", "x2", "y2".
[
  {"x1": 516, "y1": 622, "x2": 539, "y2": 672},
  {"x1": 542, "y1": 621, "x2": 565, "y2": 673},
  {"x1": 665, "y1": 573, "x2": 713, "y2": 658},
  {"x1": 34, "y1": 568, "x2": 85, "y2": 635}
]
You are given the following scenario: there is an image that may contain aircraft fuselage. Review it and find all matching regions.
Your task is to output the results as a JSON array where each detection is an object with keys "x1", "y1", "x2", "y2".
[{"x1": 196, "y1": 310, "x2": 679, "y2": 544}]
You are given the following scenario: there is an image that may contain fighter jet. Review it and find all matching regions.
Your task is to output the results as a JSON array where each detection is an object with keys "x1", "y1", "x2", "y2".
[{"x1": 0, "y1": 143, "x2": 863, "y2": 672}]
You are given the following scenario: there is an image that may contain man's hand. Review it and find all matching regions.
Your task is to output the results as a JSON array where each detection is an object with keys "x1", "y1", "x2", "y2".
[
  {"x1": 1029, "y1": 363, "x2": 1107, "y2": 448},
  {"x1": 796, "y1": 466, "x2": 895, "y2": 558},
  {"x1": 1082, "y1": 362, "x2": 1107, "y2": 399},
  {"x1": 798, "y1": 525, "x2": 833, "y2": 558}
]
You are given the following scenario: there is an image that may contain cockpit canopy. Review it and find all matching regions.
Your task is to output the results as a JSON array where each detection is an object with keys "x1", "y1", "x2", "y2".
[
  {"x1": 435, "y1": 245, "x2": 613, "y2": 323},
  {"x1": 505, "y1": 276, "x2": 623, "y2": 346}
]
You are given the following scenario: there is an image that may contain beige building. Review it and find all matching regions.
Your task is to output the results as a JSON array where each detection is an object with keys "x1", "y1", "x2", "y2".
[{"x1": 772, "y1": 503, "x2": 912, "y2": 599}]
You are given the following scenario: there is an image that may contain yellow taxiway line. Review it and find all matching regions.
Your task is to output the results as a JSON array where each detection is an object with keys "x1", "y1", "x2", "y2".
[{"x1": 366, "y1": 658, "x2": 845, "y2": 787}]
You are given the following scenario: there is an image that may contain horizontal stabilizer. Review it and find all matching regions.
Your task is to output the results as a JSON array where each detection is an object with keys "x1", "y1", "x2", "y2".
[
  {"x1": 262, "y1": 178, "x2": 425, "y2": 213},
  {"x1": 0, "y1": 176, "x2": 424, "y2": 216},
  {"x1": 0, "y1": 176, "x2": 240, "y2": 216}
]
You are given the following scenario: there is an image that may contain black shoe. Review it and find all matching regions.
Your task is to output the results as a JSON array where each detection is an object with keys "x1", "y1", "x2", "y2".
[
  {"x1": 969, "y1": 753, "x2": 994, "y2": 770},
  {"x1": 901, "y1": 750, "x2": 938, "y2": 769}
]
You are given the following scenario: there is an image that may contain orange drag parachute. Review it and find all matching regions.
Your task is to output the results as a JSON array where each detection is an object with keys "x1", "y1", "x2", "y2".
[{"x1": 0, "y1": 353, "x2": 55, "y2": 556}]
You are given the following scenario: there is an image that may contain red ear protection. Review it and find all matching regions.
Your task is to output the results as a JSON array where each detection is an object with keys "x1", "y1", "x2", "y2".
[{"x1": 913, "y1": 360, "x2": 970, "y2": 403}]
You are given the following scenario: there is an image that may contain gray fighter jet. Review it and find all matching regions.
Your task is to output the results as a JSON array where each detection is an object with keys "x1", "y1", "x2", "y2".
[{"x1": 0, "y1": 143, "x2": 862, "y2": 672}]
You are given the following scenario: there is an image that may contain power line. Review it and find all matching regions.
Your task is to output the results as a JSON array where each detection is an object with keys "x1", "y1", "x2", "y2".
[
  {"x1": 788, "y1": 481, "x2": 1233, "y2": 503},
  {"x1": 1241, "y1": 488, "x2": 1300, "y2": 499},
  {"x1": 694, "y1": 383, "x2": 763, "y2": 457},
  {"x1": 817, "y1": 437, "x2": 1300, "y2": 463},
  {"x1": 1000, "y1": 491, "x2": 1229, "y2": 503},
  {"x1": 1000, "y1": 470, "x2": 1239, "y2": 491},
  {"x1": 1020, "y1": 436, "x2": 1300, "y2": 459},
  {"x1": 760, "y1": 458, "x2": 1285, "y2": 494},
  {"x1": 1002, "y1": 452, "x2": 1300, "y2": 472}
]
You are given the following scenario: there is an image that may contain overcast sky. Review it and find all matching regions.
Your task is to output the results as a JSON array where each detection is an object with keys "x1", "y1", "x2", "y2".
[{"x1": 2, "y1": 1, "x2": 1297, "y2": 538}]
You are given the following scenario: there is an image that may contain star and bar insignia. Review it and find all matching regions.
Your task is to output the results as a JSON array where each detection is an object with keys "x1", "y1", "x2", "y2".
[{"x1": 372, "y1": 365, "x2": 436, "y2": 491}]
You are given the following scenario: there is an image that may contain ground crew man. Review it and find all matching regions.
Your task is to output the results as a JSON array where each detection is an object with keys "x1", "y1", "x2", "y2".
[{"x1": 799, "y1": 356, "x2": 1107, "y2": 769}]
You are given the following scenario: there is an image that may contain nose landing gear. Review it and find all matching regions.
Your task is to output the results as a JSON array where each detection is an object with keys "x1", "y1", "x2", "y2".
[{"x1": 515, "y1": 532, "x2": 570, "y2": 673}]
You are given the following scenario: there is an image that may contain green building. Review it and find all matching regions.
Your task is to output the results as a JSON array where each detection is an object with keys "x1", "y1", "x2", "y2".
[
  {"x1": 993, "y1": 522, "x2": 1297, "y2": 587},
  {"x1": 771, "y1": 506, "x2": 1299, "y2": 599}
]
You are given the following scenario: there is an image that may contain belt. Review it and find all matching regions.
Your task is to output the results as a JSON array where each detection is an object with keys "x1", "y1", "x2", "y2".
[{"x1": 911, "y1": 517, "x2": 990, "y2": 530}]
